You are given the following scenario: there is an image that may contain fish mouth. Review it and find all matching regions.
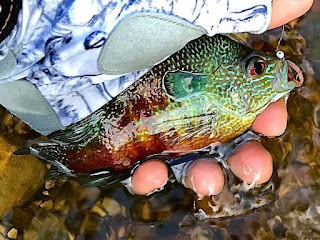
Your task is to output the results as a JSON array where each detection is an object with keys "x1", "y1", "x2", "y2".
[
  {"x1": 287, "y1": 60, "x2": 304, "y2": 87},
  {"x1": 273, "y1": 61, "x2": 304, "y2": 92}
]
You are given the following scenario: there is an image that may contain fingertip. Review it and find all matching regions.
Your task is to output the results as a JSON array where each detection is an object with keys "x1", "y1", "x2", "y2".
[
  {"x1": 227, "y1": 141, "x2": 273, "y2": 184},
  {"x1": 131, "y1": 159, "x2": 168, "y2": 195},
  {"x1": 268, "y1": 0, "x2": 314, "y2": 29},
  {"x1": 252, "y1": 98, "x2": 288, "y2": 137},
  {"x1": 184, "y1": 159, "x2": 224, "y2": 197}
]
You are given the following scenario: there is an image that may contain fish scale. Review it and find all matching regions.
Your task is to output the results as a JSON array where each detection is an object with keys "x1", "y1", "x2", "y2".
[{"x1": 16, "y1": 34, "x2": 297, "y2": 186}]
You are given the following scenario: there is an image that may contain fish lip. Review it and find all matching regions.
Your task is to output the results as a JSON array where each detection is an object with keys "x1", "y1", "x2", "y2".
[
  {"x1": 287, "y1": 60, "x2": 304, "y2": 87},
  {"x1": 273, "y1": 60, "x2": 302, "y2": 93}
]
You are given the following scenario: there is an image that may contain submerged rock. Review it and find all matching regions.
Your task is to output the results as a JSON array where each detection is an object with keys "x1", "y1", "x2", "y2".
[
  {"x1": 23, "y1": 213, "x2": 73, "y2": 240},
  {"x1": 0, "y1": 134, "x2": 46, "y2": 218}
]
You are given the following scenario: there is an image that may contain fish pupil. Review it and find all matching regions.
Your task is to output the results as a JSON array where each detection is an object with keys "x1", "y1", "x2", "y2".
[{"x1": 249, "y1": 60, "x2": 266, "y2": 76}]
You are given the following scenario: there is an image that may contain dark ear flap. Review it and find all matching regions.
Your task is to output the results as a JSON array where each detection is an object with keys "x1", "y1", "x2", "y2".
[{"x1": 162, "y1": 71, "x2": 208, "y2": 100}]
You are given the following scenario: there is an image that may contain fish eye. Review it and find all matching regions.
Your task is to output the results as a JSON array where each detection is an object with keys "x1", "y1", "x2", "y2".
[{"x1": 245, "y1": 57, "x2": 266, "y2": 77}]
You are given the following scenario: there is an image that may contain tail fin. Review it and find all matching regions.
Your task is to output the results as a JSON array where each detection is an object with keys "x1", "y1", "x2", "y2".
[
  {"x1": 14, "y1": 141, "x2": 75, "y2": 179},
  {"x1": 13, "y1": 147, "x2": 31, "y2": 155},
  {"x1": 14, "y1": 141, "x2": 130, "y2": 186}
]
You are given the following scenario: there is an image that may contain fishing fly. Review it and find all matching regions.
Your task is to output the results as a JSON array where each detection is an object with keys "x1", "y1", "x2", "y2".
[{"x1": 276, "y1": 25, "x2": 285, "y2": 60}]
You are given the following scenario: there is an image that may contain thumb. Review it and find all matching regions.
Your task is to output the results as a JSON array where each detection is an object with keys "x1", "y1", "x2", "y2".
[{"x1": 268, "y1": 0, "x2": 314, "y2": 29}]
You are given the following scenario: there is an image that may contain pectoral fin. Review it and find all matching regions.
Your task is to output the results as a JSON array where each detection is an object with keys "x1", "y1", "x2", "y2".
[{"x1": 162, "y1": 71, "x2": 208, "y2": 100}]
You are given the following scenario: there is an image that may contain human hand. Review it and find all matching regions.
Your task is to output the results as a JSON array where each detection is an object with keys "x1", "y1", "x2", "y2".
[{"x1": 129, "y1": 0, "x2": 314, "y2": 197}]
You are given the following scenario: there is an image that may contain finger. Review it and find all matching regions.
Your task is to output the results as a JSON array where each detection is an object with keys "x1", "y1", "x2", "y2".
[
  {"x1": 184, "y1": 159, "x2": 225, "y2": 197},
  {"x1": 131, "y1": 159, "x2": 168, "y2": 195},
  {"x1": 268, "y1": 0, "x2": 314, "y2": 29},
  {"x1": 252, "y1": 98, "x2": 288, "y2": 137},
  {"x1": 227, "y1": 141, "x2": 273, "y2": 184}
]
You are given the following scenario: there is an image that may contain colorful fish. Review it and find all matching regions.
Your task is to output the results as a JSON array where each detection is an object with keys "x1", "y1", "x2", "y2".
[{"x1": 16, "y1": 35, "x2": 302, "y2": 186}]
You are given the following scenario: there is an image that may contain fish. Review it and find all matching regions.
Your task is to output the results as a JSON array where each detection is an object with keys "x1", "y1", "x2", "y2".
[{"x1": 15, "y1": 34, "x2": 302, "y2": 187}]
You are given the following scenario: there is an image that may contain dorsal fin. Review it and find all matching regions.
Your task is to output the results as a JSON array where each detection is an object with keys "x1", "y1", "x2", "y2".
[
  {"x1": 224, "y1": 33, "x2": 247, "y2": 45},
  {"x1": 162, "y1": 71, "x2": 208, "y2": 100},
  {"x1": 48, "y1": 108, "x2": 105, "y2": 146}
]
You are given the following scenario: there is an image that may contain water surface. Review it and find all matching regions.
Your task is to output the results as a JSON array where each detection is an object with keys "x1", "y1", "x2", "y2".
[{"x1": 1, "y1": 5, "x2": 320, "y2": 239}]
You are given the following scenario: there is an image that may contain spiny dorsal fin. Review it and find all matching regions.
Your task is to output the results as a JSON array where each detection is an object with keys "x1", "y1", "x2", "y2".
[
  {"x1": 162, "y1": 71, "x2": 208, "y2": 100},
  {"x1": 224, "y1": 33, "x2": 247, "y2": 45},
  {"x1": 48, "y1": 108, "x2": 105, "y2": 146}
]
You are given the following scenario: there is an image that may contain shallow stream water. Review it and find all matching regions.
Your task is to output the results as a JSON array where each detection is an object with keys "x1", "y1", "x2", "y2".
[{"x1": 1, "y1": 4, "x2": 320, "y2": 240}]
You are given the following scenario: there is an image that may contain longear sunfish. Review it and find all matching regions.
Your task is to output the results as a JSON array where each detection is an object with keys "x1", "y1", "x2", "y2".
[{"x1": 16, "y1": 35, "x2": 302, "y2": 186}]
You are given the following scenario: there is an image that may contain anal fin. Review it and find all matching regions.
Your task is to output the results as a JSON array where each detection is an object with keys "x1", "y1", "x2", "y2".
[
  {"x1": 77, "y1": 169, "x2": 130, "y2": 188},
  {"x1": 45, "y1": 165, "x2": 73, "y2": 181}
]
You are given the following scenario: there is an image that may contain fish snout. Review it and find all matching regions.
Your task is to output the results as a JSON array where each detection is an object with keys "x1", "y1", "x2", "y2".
[{"x1": 287, "y1": 60, "x2": 304, "y2": 87}]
